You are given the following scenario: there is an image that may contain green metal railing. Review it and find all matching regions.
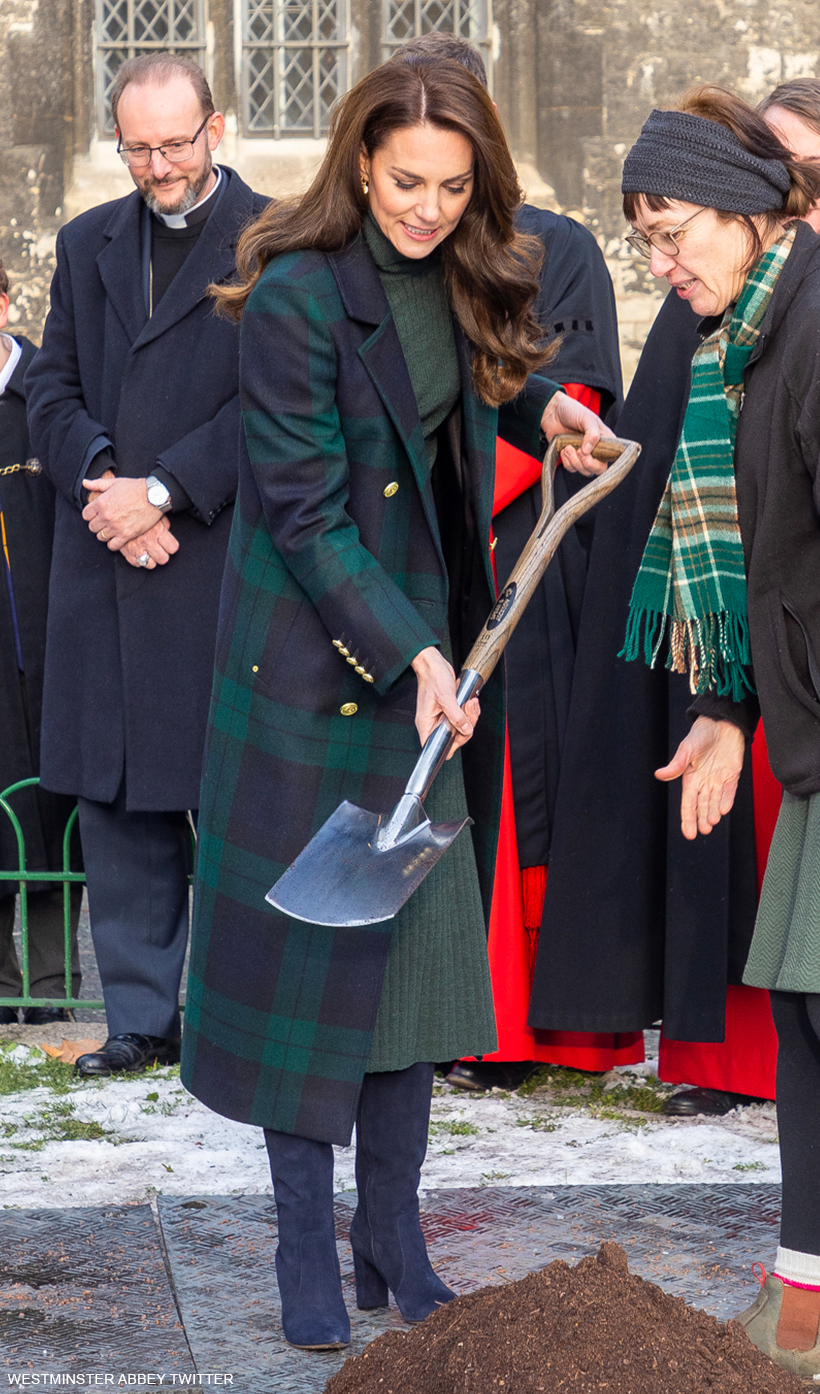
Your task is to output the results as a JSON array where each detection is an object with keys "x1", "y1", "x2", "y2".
[{"x1": 0, "y1": 777, "x2": 101, "y2": 1010}]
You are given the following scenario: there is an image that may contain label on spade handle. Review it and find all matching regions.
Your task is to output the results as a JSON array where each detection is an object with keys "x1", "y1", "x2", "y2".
[{"x1": 487, "y1": 582, "x2": 517, "y2": 630}]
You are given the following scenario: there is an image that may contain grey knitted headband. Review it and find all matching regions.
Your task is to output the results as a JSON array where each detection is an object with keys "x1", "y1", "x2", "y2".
[{"x1": 622, "y1": 108, "x2": 791, "y2": 213}]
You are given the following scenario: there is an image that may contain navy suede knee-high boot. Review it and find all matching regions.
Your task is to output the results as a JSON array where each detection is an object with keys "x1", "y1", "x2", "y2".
[
  {"x1": 349, "y1": 1062, "x2": 456, "y2": 1323},
  {"x1": 264, "y1": 1129, "x2": 350, "y2": 1350}
]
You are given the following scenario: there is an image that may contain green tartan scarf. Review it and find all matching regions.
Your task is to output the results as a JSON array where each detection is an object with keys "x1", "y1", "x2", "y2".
[{"x1": 621, "y1": 226, "x2": 796, "y2": 700}]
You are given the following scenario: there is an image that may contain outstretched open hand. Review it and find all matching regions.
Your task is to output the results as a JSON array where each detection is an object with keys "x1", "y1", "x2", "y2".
[{"x1": 656, "y1": 716, "x2": 745, "y2": 840}]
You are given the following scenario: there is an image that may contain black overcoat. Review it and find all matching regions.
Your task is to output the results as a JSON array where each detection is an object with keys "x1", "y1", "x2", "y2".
[
  {"x1": 527, "y1": 289, "x2": 759, "y2": 1043},
  {"x1": 494, "y1": 208, "x2": 624, "y2": 865},
  {"x1": 25, "y1": 169, "x2": 268, "y2": 811},
  {"x1": 692, "y1": 223, "x2": 820, "y2": 794},
  {"x1": 0, "y1": 336, "x2": 77, "y2": 882},
  {"x1": 182, "y1": 235, "x2": 556, "y2": 1144}
]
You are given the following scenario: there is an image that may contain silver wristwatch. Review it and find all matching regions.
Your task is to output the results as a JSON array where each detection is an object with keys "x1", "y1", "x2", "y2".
[{"x1": 146, "y1": 474, "x2": 173, "y2": 514}]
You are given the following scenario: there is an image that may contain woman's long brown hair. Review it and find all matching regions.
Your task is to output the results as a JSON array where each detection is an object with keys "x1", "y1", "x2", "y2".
[{"x1": 214, "y1": 58, "x2": 553, "y2": 406}]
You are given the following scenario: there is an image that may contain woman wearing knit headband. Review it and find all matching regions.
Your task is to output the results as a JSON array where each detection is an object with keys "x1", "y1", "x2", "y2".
[{"x1": 622, "y1": 85, "x2": 820, "y2": 1378}]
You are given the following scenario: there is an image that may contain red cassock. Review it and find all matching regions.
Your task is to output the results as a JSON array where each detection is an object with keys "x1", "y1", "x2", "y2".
[{"x1": 467, "y1": 386, "x2": 644, "y2": 1071}]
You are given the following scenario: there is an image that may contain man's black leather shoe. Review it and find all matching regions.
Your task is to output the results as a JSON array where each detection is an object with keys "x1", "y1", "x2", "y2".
[
  {"x1": 446, "y1": 1060, "x2": 538, "y2": 1092},
  {"x1": 74, "y1": 1033, "x2": 181, "y2": 1077},
  {"x1": 23, "y1": 1007, "x2": 76, "y2": 1025},
  {"x1": 663, "y1": 1087, "x2": 764, "y2": 1117},
  {"x1": 0, "y1": 1006, "x2": 19, "y2": 1025}
]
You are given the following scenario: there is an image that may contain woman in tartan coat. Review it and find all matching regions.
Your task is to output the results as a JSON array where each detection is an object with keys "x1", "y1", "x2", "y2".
[{"x1": 181, "y1": 57, "x2": 608, "y2": 1350}]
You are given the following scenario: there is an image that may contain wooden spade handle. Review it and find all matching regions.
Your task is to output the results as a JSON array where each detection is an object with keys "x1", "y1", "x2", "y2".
[
  {"x1": 463, "y1": 433, "x2": 641, "y2": 686},
  {"x1": 396, "y1": 433, "x2": 641, "y2": 818}
]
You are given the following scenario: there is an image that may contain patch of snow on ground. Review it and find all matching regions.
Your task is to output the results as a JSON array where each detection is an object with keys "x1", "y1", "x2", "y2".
[{"x1": 0, "y1": 1046, "x2": 780, "y2": 1209}]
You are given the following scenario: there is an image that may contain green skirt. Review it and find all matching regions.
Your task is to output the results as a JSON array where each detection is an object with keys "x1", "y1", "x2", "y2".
[
  {"x1": 744, "y1": 789, "x2": 820, "y2": 994},
  {"x1": 365, "y1": 747, "x2": 498, "y2": 1072}
]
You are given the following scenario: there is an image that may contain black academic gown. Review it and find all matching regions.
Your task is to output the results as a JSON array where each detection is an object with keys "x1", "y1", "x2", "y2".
[
  {"x1": 494, "y1": 207, "x2": 624, "y2": 866},
  {"x1": 0, "y1": 336, "x2": 77, "y2": 887},
  {"x1": 527, "y1": 290, "x2": 758, "y2": 1043}
]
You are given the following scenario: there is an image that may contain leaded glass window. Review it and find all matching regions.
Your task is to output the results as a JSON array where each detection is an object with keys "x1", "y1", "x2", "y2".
[
  {"x1": 382, "y1": 0, "x2": 491, "y2": 83},
  {"x1": 95, "y1": 0, "x2": 207, "y2": 135},
  {"x1": 242, "y1": 0, "x2": 349, "y2": 138}
]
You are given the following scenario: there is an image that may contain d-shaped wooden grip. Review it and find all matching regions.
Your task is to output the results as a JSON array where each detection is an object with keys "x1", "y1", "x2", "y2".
[{"x1": 464, "y1": 434, "x2": 641, "y2": 686}]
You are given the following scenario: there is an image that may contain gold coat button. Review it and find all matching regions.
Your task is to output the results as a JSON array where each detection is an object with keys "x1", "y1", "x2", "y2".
[
  {"x1": 339, "y1": 646, "x2": 350, "y2": 657},
  {"x1": 340, "y1": 702, "x2": 358, "y2": 716},
  {"x1": 383, "y1": 482, "x2": 399, "y2": 498},
  {"x1": 252, "y1": 665, "x2": 259, "y2": 673},
  {"x1": 363, "y1": 673, "x2": 374, "y2": 683},
  {"x1": 346, "y1": 655, "x2": 357, "y2": 665},
  {"x1": 355, "y1": 665, "x2": 365, "y2": 675},
  {"x1": 332, "y1": 639, "x2": 343, "y2": 649}
]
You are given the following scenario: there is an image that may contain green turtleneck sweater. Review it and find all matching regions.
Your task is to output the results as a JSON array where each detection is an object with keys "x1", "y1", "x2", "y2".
[{"x1": 363, "y1": 213, "x2": 460, "y2": 467}]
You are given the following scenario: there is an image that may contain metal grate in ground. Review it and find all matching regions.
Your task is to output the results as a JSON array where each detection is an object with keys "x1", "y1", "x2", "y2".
[
  {"x1": 1, "y1": 1185, "x2": 780, "y2": 1392},
  {"x1": 0, "y1": 1204, "x2": 194, "y2": 1374},
  {"x1": 156, "y1": 1184, "x2": 780, "y2": 1391}
]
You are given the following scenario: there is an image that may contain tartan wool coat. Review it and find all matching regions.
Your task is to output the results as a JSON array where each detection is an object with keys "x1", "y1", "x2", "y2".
[{"x1": 181, "y1": 232, "x2": 557, "y2": 1145}]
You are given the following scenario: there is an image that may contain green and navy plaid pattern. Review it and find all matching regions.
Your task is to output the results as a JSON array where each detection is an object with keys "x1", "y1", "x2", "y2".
[{"x1": 622, "y1": 227, "x2": 796, "y2": 699}]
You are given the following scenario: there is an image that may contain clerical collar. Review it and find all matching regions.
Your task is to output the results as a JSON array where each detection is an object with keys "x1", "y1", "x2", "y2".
[
  {"x1": 0, "y1": 334, "x2": 22, "y2": 397},
  {"x1": 153, "y1": 166, "x2": 223, "y2": 229}
]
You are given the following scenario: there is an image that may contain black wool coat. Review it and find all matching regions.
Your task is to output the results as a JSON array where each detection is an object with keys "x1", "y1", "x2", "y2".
[
  {"x1": 0, "y1": 337, "x2": 78, "y2": 883},
  {"x1": 692, "y1": 222, "x2": 820, "y2": 795},
  {"x1": 25, "y1": 169, "x2": 268, "y2": 811},
  {"x1": 494, "y1": 207, "x2": 624, "y2": 866},
  {"x1": 527, "y1": 288, "x2": 759, "y2": 1043}
]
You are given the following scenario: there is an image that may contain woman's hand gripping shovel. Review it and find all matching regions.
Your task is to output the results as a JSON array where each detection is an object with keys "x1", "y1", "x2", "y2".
[{"x1": 266, "y1": 433, "x2": 640, "y2": 927}]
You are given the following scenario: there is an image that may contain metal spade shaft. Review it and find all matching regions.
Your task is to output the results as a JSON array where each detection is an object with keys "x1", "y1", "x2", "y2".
[{"x1": 267, "y1": 432, "x2": 640, "y2": 927}]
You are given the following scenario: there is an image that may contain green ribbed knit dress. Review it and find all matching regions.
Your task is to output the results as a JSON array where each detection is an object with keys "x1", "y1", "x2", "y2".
[{"x1": 362, "y1": 214, "x2": 498, "y2": 1072}]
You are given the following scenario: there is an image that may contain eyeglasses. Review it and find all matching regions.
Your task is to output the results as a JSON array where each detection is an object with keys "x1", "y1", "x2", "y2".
[
  {"x1": 117, "y1": 112, "x2": 210, "y2": 169},
  {"x1": 625, "y1": 206, "x2": 710, "y2": 259}
]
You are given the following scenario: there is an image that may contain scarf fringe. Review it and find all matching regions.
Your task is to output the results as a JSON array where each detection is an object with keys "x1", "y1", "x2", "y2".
[
  {"x1": 620, "y1": 606, "x2": 755, "y2": 702},
  {"x1": 621, "y1": 228, "x2": 796, "y2": 703}
]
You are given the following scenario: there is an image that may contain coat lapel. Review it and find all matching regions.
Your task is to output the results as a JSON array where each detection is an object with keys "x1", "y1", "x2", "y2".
[
  {"x1": 328, "y1": 238, "x2": 434, "y2": 504},
  {"x1": 7, "y1": 336, "x2": 36, "y2": 404},
  {"x1": 134, "y1": 169, "x2": 252, "y2": 351},
  {"x1": 96, "y1": 192, "x2": 148, "y2": 346},
  {"x1": 453, "y1": 320, "x2": 496, "y2": 591}
]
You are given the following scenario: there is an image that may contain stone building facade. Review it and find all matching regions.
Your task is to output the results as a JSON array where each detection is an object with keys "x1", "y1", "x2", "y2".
[{"x1": 2, "y1": 0, "x2": 820, "y2": 374}]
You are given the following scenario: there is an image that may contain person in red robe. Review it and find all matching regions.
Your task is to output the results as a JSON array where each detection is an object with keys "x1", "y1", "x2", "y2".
[
  {"x1": 459, "y1": 283, "x2": 765, "y2": 1103},
  {"x1": 448, "y1": 222, "x2": 629, "y2": 1091},
  {"x1": 392, "y1": 32, "x2": 632, "y2": 1093}
]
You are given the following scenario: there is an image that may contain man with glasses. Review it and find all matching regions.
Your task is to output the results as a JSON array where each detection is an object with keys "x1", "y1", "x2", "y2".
[{"x1": 26, "y1": 53, "x2": 267, "y2": 1076}]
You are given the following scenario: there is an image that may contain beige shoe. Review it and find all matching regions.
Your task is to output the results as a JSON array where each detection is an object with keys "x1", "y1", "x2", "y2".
[{"x1": 736, "y1": 1270, "x2": 820, "y2": 1380}]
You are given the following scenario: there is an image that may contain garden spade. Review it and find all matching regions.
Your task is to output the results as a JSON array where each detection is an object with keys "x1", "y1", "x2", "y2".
[{"x1": 267, "y1": 432, "x2": 640, "y2": 927}]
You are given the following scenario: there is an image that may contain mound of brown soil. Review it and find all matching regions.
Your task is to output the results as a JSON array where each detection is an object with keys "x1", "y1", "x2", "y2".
[{"x1": 325, "y1": 1243, "x2": 804, "y2": 1393}]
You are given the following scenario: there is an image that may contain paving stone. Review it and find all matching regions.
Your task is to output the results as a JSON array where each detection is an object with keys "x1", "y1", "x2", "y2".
[{"x1": 0, "y1": 1204, "x2": 194, "y2": 1375}]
